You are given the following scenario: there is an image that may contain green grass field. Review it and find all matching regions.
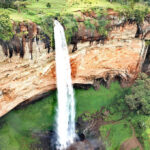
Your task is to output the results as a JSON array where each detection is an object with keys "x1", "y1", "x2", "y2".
[
  {"x1": 0, "y1": 0, "x2": 149, "y2": 23},
  {"x1": 75, "y1": 82, "x2": 127, "y2": 117},
  {"x1": 0, "y1": 0, "x2": 67, "y2": 22},
  {"x1": 100, "y1": 121, "x2": 133, "y2": 150}
]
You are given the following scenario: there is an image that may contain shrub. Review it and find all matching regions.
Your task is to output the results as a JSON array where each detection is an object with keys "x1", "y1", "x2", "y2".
[
  {"x1": 46, "y1": 3, "x2": 51, "y2": 8},
  {"x1": 84, "y1": 19, "x2": 96, "y2": 31},
  {"x1": 40, "y1": 14, "x2": 55, "y2": 49},
  {"x1": 0, "y1": 12, "x2": 13, "y2": 41},
  {"x1": 83, "y1": 8, "x2": 110, "y2": 37},
  {"x1": 119, "y1": 2, "x2": 149, "y2": 24}
]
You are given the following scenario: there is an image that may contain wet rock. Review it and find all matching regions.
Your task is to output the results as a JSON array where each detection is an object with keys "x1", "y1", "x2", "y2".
[
  {"x1": 31, "y1": 131, "x2": 52, "y2": 150},
  {"x1": 67, "y1": 141, "x2": 94, "y2": 150},
  {"x1": 0, "y1": 91, "x2": 2, "y2": 98},
  {"x1": 93, "y1": 79, "x2": 101, "y2": 90},
  {"x1": 73, "y1": 84, "x2": 92, "y2": 90}
]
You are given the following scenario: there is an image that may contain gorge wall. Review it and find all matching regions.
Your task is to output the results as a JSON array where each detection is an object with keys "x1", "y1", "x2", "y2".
[{"x1": 0, "y1": 11, "x2": 150, "y2": 117}]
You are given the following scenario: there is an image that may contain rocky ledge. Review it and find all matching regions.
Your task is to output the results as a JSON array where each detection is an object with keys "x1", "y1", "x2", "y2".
[{"x1": 0, "y1": 16, "x2": 150, "y2": 117}]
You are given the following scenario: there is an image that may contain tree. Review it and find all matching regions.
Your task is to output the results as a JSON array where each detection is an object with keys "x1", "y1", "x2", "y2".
[
  {"x1": 13, "y1": 1, "x2": 29, "y2": 13},
  {"x1": 108, "y1": 0, "x2": 140, "y2": 5},
  {"x1": 125, "y1": 73, "x2": 150, "y2": 115},
  {"x1": 0, "y1": 0, "x2": 16, "y2": 8},
  {"x1": 0, "y1": 0, "x2": 29, "y2": 9}
]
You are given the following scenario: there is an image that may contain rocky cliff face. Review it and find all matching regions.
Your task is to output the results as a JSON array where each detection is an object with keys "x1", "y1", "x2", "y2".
[{"x1": 0, "y1": 13, "x2": 150, "y2": 117}]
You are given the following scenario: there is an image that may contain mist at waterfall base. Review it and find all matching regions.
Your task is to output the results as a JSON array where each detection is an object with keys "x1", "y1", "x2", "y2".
[{"x1": 54, "y1": 20, "x2": 77, "y2": 149}]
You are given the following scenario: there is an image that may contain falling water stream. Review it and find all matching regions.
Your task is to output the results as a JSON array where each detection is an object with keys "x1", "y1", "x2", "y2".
[{"x1": 54, "y1": 20, "x2": 76, "y2": 149}]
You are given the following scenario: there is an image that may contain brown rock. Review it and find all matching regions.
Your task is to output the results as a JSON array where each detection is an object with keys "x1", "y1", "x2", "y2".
[{"x1": 0, "y1": 22, "x2": 148, "y2": 117}]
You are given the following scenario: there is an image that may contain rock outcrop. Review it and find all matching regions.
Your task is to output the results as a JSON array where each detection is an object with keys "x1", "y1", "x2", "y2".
[{"x1": 0, "y1": 14, "x2": 150, "y2": 117}]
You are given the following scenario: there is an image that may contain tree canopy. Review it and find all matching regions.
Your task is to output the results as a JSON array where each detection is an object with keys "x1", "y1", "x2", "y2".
[
  {"x1": 0, "y1": 0, "x2": 27, "y2": 8},
  {"x1": 125, "y1": 73, "x2": 150, "y2": 115}
]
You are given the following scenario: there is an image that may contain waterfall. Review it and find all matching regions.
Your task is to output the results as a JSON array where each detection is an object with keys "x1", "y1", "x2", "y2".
[{"x1": 54, "y1": 20, "x2": 76, "y2": 149}]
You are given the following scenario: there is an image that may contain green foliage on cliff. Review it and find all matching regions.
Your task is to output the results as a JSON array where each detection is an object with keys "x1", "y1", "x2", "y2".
[
  {"x1": 95, "y1": 8, "x2": 110, "y2": 36},
  {"x1": 0, "y1": 12, "x2": 13, "y2": 41},
  {"x1": 58, "y1": 14, "x2": 78, "y2": 44},
  {"x1": 40, "y1": 15, "x2": 54, "y2": 48},
  {"x1": 120, "y1": 6, "x2": 149, "y2": 24},
  {"x1": 112, "y1": 0, "x2": 149, "y2": 24},
  {"x1": 41, "y1": 13, "x2": 78, "y2": 48},
  {"x1": 84, "y1": 19, "x2": 96, "y2": 31},
  {"x1": 83, "y1": 8, "x2": 110, "y2": 37},
  {"x1": 125, "y1": 73, "x2": 150, "y2": 115}
]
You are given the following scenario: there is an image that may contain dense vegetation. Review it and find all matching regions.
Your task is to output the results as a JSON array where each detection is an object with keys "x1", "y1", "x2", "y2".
[
  {"x1": 0, "y1": 75, "x2": 149, "y2": 149},
  {"x1": 0, "y1": 12, "x2": 13, "y2": 41},
  {"x1": 125, "y1": 73, "x2": 150, "y2": 115},
  {"x1": 100, "y1": 73, "x2": 150, "y2": 150}
]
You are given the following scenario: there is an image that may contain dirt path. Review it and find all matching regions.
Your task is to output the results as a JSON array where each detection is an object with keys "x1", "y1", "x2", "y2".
[{"x1": 120, "y1": 125, "x2": 143, "y2": 150}]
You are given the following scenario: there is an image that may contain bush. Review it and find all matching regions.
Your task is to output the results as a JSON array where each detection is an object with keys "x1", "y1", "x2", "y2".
[
  {"x1": 84, "y1": 19, "x2": 96, "y2": 31},
  {"x1": 0, "y1": 12, "x2": 13, "y2": 41},
  {"x1": 40, "y1": 14, "x2": 54, "y2": 49},
  {"x1": 46, "y1": 2, "x2": 51, "y2": 8},
  {"x1": 119, "y1": 2, "x2": 149, "y2": 24},
  {"x1": 83, "y1": 8, "x2": 110, "y2": 37}
]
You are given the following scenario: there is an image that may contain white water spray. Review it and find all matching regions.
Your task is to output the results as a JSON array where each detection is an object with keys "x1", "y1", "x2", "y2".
[{"x1": 54, "y1": 20, "x2": 76, "y2": 149}]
